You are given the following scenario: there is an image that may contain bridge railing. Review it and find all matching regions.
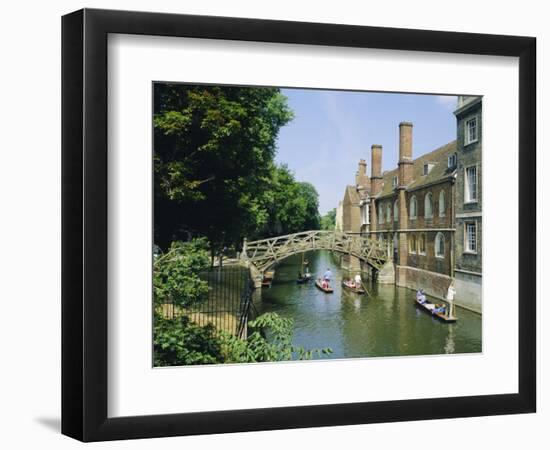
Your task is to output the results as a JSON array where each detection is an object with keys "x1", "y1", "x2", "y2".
[{"x1": 242, "y1": 230, "x2": 388, "y2": 272}]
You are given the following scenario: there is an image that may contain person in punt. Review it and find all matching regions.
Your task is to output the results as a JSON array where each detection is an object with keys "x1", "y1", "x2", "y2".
[{"x1": 416, "y1": 288, "x2": 427, "y2": 304}]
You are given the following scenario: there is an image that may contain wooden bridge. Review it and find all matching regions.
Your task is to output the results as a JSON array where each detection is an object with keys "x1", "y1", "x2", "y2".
[{"x1": 239, "y1": 230, "x2": 388, "y2": 277}]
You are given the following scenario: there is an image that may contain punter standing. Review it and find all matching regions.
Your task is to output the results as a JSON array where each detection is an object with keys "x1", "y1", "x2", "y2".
[{"x1": 323, "y1": 268, "x2": 332, "y2": 283}]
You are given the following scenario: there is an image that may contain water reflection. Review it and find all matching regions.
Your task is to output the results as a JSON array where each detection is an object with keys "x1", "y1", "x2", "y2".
[{"x1": 256, "y1": 250, "x2": 481, "y2": 360}]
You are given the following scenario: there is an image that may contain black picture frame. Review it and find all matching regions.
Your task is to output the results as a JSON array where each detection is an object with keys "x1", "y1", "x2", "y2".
[{"x1": 62, "y1": 8, "x2": 536, "y2": 442}]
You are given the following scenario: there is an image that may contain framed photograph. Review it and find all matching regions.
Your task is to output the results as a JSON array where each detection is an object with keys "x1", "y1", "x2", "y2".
[{"x1": 62, "y1": 8, "x2": 536, "y2": 442}]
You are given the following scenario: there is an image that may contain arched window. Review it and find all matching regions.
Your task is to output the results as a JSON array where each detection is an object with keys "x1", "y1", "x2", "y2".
[
  {"x1": 409, "y1": 195, "x2": 417, "y2": 219},
  {"x1": 378, "y1": 203, "x2": 384, "y2": 224},
  {"x1": 435, "y1": 232, "x2": 445, "y2": 258},
  {"x1": 424, "y1": 192, "x2": 433, "y2": 218},
  {"x1": 409, "y1": 234, "x2": 417, "y2": 253},
  {"x1": 393, "y1": 200, "x2": 399, "y2": 222},
  {"x1": 418, "y1": 233, "x2": 426, "y2": 255},
  {"x1": 386, "y1": 203, "x2": 391, "y2": 223},
  {"x1": 439, "y1": 190, "x2": 445, "y2": 217}
]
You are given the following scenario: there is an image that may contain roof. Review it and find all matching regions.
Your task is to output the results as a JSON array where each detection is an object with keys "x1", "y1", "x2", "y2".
[
  {"x1": 378, "y1": 140, "x2": 457, "y2": 198},
  {"x1": 343, "y1": 185, "x2": 361, "y2": 205}
]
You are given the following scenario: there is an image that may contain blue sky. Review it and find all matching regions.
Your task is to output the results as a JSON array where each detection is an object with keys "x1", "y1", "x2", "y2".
[{"x1": 275, "y1": 89, "x2": 458, "y2": 215}]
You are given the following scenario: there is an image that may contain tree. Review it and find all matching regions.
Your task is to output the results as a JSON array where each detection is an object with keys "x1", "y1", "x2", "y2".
[
  {"x1": 153, "y1": 238, "x2": 218, "y2": 366},
  {"x1": 153, "y1": 239, "x2": 210, "y2": 308},
  {"x1": 320, "y1": 208, "x2": 337, "y2": 230},
  {"x1": 258, "y1": 165, "x2": 320, "y2": 237},
  {"x1": 154, "y1": 84, "x2": 293, "y2": 253}
]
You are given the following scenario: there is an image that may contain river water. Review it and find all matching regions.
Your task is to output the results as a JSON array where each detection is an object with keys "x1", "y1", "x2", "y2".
[{"x1": 254, "y1": 250, "x2": 482, "y2": 360}]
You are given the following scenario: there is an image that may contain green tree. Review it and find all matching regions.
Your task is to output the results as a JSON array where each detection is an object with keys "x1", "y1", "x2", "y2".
[
  {"x1": 320, "y1": 208, "x2": 337, "y2": 230},
  {"x1": 153, "y1": 239, "x2": 210, "y2": 308},
  {"x1": 153, "y1": 238, "x2": 218, "y2": 366},
  {"x1": 258, "y1": 165, "x2": 320, "y2": 237},
  {"x1": 154, "y1": 316, "x2": 224, "y2": 366},
  {"x1": 154, "y1": 84, "x2": 293, "y2": 253}
]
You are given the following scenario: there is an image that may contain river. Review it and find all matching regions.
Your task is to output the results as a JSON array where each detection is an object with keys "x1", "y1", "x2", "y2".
[{"x1": 254, "y1": 250, "x2": 482, "y2": 360}]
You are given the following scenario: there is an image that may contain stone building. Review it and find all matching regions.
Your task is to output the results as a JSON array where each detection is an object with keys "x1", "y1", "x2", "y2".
[
  {"x1": 453, "y1": 96, "x2": 482, "y2": 311},
  {"x1": 338, "y1": 98, "x2": 482, "y2": 313}
]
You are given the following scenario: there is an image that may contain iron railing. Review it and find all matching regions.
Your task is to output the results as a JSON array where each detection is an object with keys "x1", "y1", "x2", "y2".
[{"x1": 160, "y1": 266, "x2": 255, "y2": 338}]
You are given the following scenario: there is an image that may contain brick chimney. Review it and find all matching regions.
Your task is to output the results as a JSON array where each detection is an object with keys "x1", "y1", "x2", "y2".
[
  {"x1": 397, "y1": 122, "x2": 413, "y2": 269},
  {"x1": 370, "y1": 144, "x2": 383, "y2": 196},
  {"x1": 355, "y1": 159, "x2": 369, "y2": 188},
  {"x1": 398, "y1": 122, "x2": 413, "y2": 186}
]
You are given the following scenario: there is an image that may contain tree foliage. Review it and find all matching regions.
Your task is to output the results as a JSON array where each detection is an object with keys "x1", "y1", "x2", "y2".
[
  {"x1": 154, "y1": 84, "x2": 294, "y2": 251},
  {"x1": 320, "y1": 208, "x2": 337, "y2": 231},
  {"x1": 154, "y1": 311, "x2": 332, "y2": 367},
  {"x1": 154, "y1": 315, "x2": 225, "y2": 366},
  {"x1": 153, "y1": 239, "x2": 210, "y2": 308},
  {"x1": 257, "y1": 165, "x2": 320, "y2": 238},
  {"x1": 153, "y1": 238, "x2": 217, "y2": 366},
  {"x1": 221, "y1": 313, "x2": 331, "y2": 363}
]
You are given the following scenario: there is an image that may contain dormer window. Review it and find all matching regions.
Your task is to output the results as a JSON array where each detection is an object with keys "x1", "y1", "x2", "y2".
[
  {"x1": 392, "y1": 176, "x2": 398, "y2": 188},
  {"x1": 448, "y1": 153, "x2": 457, "y2": 169},
  {"x1": 423, "y1": 163, "x2": 434, "y2": 176}
]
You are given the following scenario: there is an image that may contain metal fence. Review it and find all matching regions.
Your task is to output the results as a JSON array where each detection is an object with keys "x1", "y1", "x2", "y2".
[{"x1": 160, "y1": 266, "x2": 255, "y2": 338}]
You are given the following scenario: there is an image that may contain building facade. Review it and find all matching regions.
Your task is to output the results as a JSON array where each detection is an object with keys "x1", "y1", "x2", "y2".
[
  {"x1": 453, "y1": 96, "x2": 482, "y2": 311},
  {"x1": 338, "y1": 98, "x2": 482, "y2": 313}
]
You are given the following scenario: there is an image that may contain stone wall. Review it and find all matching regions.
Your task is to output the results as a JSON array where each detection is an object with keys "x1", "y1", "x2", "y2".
[
  {"x1": 395, "y1": 265, "x2": 452, "y2": 301},
  {"x1": 454, "y1": 270, "x2": 482, "y2": 313}
]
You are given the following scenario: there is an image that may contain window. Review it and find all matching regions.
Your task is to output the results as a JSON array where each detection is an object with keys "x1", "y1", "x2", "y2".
[
  {"x1": 392, "y1": 176, "x2": 398, "y2": 188},
  {"x1": 435, "y1": 232, "x2": 445, "y2": 258},
  {"x1": 409, "y1": 234, "x2": 417, "y2": 254},
  {"x1": 361, "y1": 203, "x2": 370, "y2": 225},
  {"x1": 448, "y1": 153, "x2": 457, "y2": 168},
  {"x1": 465, "y1": 117, "x2": 478, "y2": 144},
  {"x1": 386, "y1": 204, "x2": 391, "y2": 223},
  {"x1": 423, "y1": 164, "x2": 429, "y2": 176},
  {"x1": 465, "y1": 222, "x2": 477, "y2": 253},
  {"x1": 439, "y1": 190, "x2": 445, "y2": 217},
  {"x1": 418, "y1": 234, "x2": 426, "y2": 255},
  {"x1": 393, "y1": 200, "x2": 399, "y2": 222},
  {"x1": 424, "y1": 192, "x2": 433, "y2": 218},
  {"x1": 409, "y1": 195, "x2": 417, "y2": 219},
  {"x1": 378, "y1": 204, "x2": 384, "y2": 224},
  {"x1": 465, "y1": 165, "x2": 478, "y2": 203}
]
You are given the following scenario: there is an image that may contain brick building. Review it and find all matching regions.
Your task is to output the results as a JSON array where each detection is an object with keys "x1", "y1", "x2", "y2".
[{"x1": 338, "y1": 97, "x2": 482, "y2": 313}]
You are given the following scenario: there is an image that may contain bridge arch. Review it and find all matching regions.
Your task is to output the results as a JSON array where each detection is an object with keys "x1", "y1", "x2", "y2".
[{"x1": 240, "y1": 230, "x2": 388, "y2": 274}]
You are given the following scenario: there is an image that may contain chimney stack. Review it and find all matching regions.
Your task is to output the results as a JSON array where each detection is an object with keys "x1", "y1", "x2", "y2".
[
  {"x1": 370, "y1": 144, "x2": 382, "y2": 196},
  {"x1": 355, "y1": 159, "x2": 369, "y2": 187},
  {"x1": 358, "y1": 159, "x2": 367, "y2": 175},
  {"x1": 398, "y1": 122, "x2": 413, "y2": 186}
]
